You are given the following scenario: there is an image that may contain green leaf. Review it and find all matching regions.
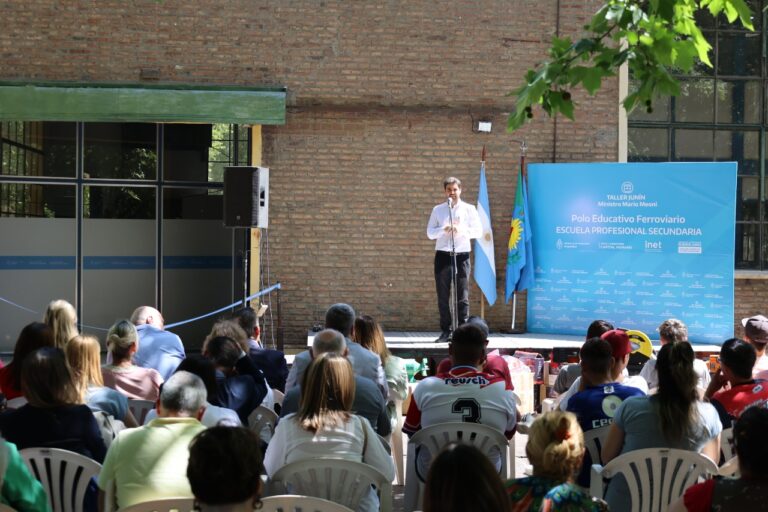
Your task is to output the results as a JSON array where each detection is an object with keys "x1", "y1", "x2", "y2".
[
  {"x1": 581, "y1": 67, "x2": 604, "y2": 95},
  {"x1": 727, "y1": 0, "x2": 755, "y2": 29},
  {"x1": 559, "y1": 97, "x2": 575, "y2": 120},
  {"x1": 673, "y1": 39, "x2": 697, "y2": 71},
  {"x1": 656, "y1": 0, "x2": 676, "y2": 20},
  {"x1": 626, "y1": 31, "x2": 639, "y2": 44}
]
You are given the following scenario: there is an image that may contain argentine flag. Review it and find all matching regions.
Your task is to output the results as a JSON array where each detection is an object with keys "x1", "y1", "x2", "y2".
[{"x1": 474, "y1": 162, "x2": 497, "y2": 305}]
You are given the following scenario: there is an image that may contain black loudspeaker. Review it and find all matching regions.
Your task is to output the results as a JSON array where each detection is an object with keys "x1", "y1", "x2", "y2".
[{"x1": 223, "y1": 166, "x2": 270, "y2": 228}]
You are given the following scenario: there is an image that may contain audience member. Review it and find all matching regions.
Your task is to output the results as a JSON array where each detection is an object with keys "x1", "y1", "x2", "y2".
[
  {"x1": 98, "y1": 371, "x2": 207, "y2": 509},
  {"x1": 143, "y1": 355, "x2": 241, "y2": 427},
  {"x1": 187, "y1": 426, "x2": 264, "y2": 512},
  {"x1": 403, "y1": 323, "x2": 517, "y2": 477},
  {"x1": 130, "y1": 306, "x2": 186, "y2": 381},
  {"x1": 43, "y1": 299, "x2": 78, "y2": 349},
  {"x1": 286, "y1": 303, "x2": 387, "y2": 399},
  {"x1": 705, "y1": 338, "x2": 768, "y2": 429},
  {"x1": 0, "y1": 322, "x2": 54, "y2": 400},
  {"x1": 601, "y1": 342, "x2": 722, "y2": 511},
  {"x1": 553, "y1": 319, "x2": 614, "y2": 394},
  {"x1": 230, "y1": 307, "x2": 288, "y2": 392},
  {"x1": 639, "y1": 318, "x2": 710, "y2": 390},
  {"x1": 741, "y1": 314, "x2": 768, "y2": 375},
  {"x1": 101, "y1": 320, "x2": 163, "y2": 401},
  {"x1": 354, "y1": 315, "x2": 408, "y2": 402},
  {"x1": 204, "y1": 335, "x2": 267, "y2": 424},
  {"x1": 0, "y1": 435, "x2": 50, "y2": 511},
  {"x1": 506, "y1": 411, "x2": 607, "y2": 511},
  {"x1": 65, "y1": 335, "x2": 138, "y2": 428},
  {"x1": 423, "y1": 442, "x2": 509, "y2": 512},
  {"x1": 280, "y1": 329, "x2": 390, "y2": 436},
  {"x1": 565, "y1": 337, "x2": 645, "y2": 486},
  {"x1": 670, "y1": 407, "x2": 768, "y2": 512},
  {"x1": 0, "y1": 347, "x2": 106, "y2": 462},
  {"x1": 559, "y1": 329, "x2": 648, "y2": 411},
  {"x1": 264, "y1": 353, "x2": 394, "y2": 512}
]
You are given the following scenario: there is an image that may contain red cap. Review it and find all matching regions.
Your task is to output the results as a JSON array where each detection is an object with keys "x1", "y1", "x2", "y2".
[{"x1": 600, "y1": 329, "x2": 632, "y2": 358}]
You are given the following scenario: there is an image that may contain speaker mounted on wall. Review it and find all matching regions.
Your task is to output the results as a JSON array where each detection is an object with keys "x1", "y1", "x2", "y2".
[{"x1": 223, "y1": 166, "x2": 269, "y2": 228}]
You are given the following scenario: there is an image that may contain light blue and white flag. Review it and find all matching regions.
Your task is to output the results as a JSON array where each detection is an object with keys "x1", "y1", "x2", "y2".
[{"x1": 474, "y1": 161, "x2": 497, "y2": 305}]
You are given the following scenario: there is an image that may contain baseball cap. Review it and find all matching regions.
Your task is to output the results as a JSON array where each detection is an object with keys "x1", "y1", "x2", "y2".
[
  {"x1": 742, "y1": 315, "x2": 768, "y2": 343},
  {"x1": 600, "y1": 329, "x2": 632, "y2": 358}
]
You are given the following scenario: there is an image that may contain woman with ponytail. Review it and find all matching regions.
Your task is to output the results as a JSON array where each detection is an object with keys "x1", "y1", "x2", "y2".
[
  {"x1": 601, "y1": 341, "x2": 722, "y2": 510},
  {"x1": 506, "y1": 411, "x2": 607, "y2": 511},
  {"x1": 101, "y1": 320, "x2": 163, "y2": 400}
]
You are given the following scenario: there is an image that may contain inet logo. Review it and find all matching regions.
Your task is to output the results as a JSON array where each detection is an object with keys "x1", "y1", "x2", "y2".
[{"x1": 644, "y1": 240, "x2": 662, "y2": 251}]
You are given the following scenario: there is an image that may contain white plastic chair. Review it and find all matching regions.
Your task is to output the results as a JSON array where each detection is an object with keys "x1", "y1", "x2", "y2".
[
  {"x1": 248, "y1": 404, "x2": 279, "y2": 444},
  {"x1": 403, "y1": 422, "x2": 509, "y2": 512},
  {"x1": 582, "y1": 425, "x2": 611, "y2": 472},
  {"x1": 261, "y1": 494, "x2": 354, "y2": 512},
  {"x1": 5, "y1": 396, "x2": 27, "y2": 409},
  {"x1": 273, "y1": 389, "x2": 285, "y2": 408},
  {"x1": 128, "y1": 399, "x2": 156, "y2": 424},
  {"x1": 718, "y1": 456, "x2": 739, "y2": 477},
  {"x1": 116, "y1": 498, "x2": 194, "y2": 511},
  {"x1": 720, "y1": 427, "x2": 734, "y2": 463},
  {"x1": 20, "y1": 447, "x2": 102, "y2": 512},
  {"x1": 590, "y1": 448, "x2": 718, "y2": 512},
  {"x1": 388, "y1": 383, "x2": 405, "y2": 485},
  {"x1": 271, "y1": 458, "x2": 392, "y2": 512}
]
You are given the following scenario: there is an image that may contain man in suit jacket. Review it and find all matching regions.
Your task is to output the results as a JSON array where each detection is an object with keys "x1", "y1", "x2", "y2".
[
  {"x1": 286, "y1": 303, "x2": 387, "y2": 399},
  {"x1": 230, "y1": 307, "x2": 289, "y2": 392}
]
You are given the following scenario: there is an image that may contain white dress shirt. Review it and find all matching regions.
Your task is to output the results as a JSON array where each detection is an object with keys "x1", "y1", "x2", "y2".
[{"x1": 426, "y1": 199, "x2": 482, "y2": 252}]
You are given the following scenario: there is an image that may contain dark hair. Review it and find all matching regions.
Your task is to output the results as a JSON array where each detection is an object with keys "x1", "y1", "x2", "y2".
[
  {"x1": 9, "y1": 322, "x2": 54, "y2": 390},
  {"x1": 655, "y1": 342, "x2": 698, "y2": 443},
  {"x1": 423, "y1": 443, "x2": 509, "y2": 512},
  {"x1": 205, "y1": 336, "x2": 240, "y2": 368},
  {"x1": 230, "y1": 307, "x2": 256, "y2": 335},
  {"x1": 187, "y1": 426, "x2": 263, "y2": 506},
  {"x1": 466, "y1": 316, "x2": 490, "y2": 338},
  {"x1": 353, "y1": 315, "x2": 391, "y2": 365},
  {"x1": 21, "y1": 347, "x2": 81, "y2": 407},
  {"x1": 720, "y1": 338, "x2": 756, "y2": 380},
  {"x1": 176, "y1": 355, "x2": 218, "y2": 403},
  {"x1": 325, "y1": 303, "x2": 355, "y2": 336},
  {"x1": 450, "y1": 324, "x2": 486, "y2": 365},
  {"x1": 579, "y1": 337, "x2": 613, "y2": 376},
  {"x1": 733, "y1": 407, "x2": 768, "y2": 478},
  {"x1": 586, "y1": 319, "x2": 614, "y2": 340}
]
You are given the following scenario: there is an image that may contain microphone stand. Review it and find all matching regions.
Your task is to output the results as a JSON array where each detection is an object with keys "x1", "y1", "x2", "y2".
[{"x1": 447, "y1": 198, "x2": 458, "y2": 336}]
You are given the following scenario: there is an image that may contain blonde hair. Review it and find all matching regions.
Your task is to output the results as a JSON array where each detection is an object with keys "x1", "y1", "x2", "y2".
[
  {"x1": 203, "y1": 319, "x2": 249, "y2": 353},
  {"x1": 526, "y1": 411, "x2": 585, "y2": 482},
  {"x1": 353, "y1": 315, "x2": 391, "y2": 365},
  {"x1": 65, "y1": 335, "x2": 104, "y2": 396},
  {"x1": 44, "y1": 299, "x2": 78, "y2": 349},
  {"x1": 106, "y1": 320, "x2": 138, "y2": 363},
  {"x1": 658, "y1": 318, "x2": 688, "y2": 343},
  {"x1": 298, "y1": 353, "x2": 355, "y2": 433}
]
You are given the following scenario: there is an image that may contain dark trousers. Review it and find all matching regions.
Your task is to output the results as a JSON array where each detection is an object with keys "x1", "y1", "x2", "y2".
[{"x1": 434, "y1": 251, "x2": 470, "y2": 333}]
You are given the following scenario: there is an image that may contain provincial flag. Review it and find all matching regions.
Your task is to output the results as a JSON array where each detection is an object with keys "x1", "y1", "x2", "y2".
[
  {"x1": 474, "y1": 162, "x2": 497, "y2": 305},
  {"x1": 505, "y1": 167, "x2": 534, "y2": 302}
]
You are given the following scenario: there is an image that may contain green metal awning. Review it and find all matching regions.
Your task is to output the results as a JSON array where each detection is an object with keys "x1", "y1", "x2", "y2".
[{"x1": 0, "y1": 81, "x2": 286, "y2": 125}]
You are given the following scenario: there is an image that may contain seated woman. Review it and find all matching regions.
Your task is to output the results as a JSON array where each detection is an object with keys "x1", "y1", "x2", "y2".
[
  {"x1": 0, "y1": 322, "x2": 54, "y2": 400},
  {"x1": 65, "y1": 335, "x2": 138, "y2": 427},
  {"x1": 0, "y1": 347, "x2": 106, "y2": 462},
  {"x1": 101, "y1": 320, "x2": 163, "y2": 401},
  {"x1": 43, "y1": 299, "x2": 78, "y2": 349},
  {"x1": 187, "y1": 426, "x2": 263, "y2": 511},
  {"x1": 506, "y1": 411, "x2": 607, "y2": 511},
  {"x1": 601, "y1": 341, "x2": 722, "y2": 511},
  {"x1": 424, "y1": 442, "x2": 509, "y2": 512},
  {"x1": 264, "y1": 353, "x2": 394, "y2": 512},
  {"x1": 670, "y1": 406, "x2": 768, "y2": 511}
]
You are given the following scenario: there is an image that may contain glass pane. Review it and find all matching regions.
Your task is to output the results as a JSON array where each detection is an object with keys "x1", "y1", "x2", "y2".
[
  {"x1": 163, "y1": 124, "x2": 215, "y2": 182},
  {"x1": 718, "y1": 32, "x2": 761, "y2": 76},
  {"x1": 1, "y1": 182, "x2": 76, "y2": 218},
  {"x1": 82, "y1": 186, "x2": 156, "y2": 337},
  {"x1": 717, "y1": 80, "x2": 762, "y2": 124},
  {"x1": 83, "y1": 185, "x2": 154, "y2": 220},
  {"x1": 715, "y1": 130, "x2": 760, "y2": 174},
  {"x1": 628, "y1": 79, "x2": 671, "y2": 121},
  {"x1": 674, "y1": 79, "x2": 715, "y2": 123},
  {"x1": 628, "y1": 128, "x2": 668, "y2": 161},
  {"x1": 162, "y1": 188, "x2": 241, "y2": 350},
  {"x1": 736, "y1": 223, "x2": 759, "y2": 269},
  {"x1": 0, "y1": 184, "x2": 76, "y2": 350},
  {"x1": 674, "y1": 129, "x2": 713, "y2": 160},
  {"x1": 84, "y1": 123, "x2": 157, "y2": 180},
  {"x1": 209, "y1": 124, "x2": 234, "y2": 183},
  {"x1": 1, "y1": 122, "x2": 76, "y2": 177},
  {"x1": 738, "y1": 176, "x2": 759, "y2": 221}
]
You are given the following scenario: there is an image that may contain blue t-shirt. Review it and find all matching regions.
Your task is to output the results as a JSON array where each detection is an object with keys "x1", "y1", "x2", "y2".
[{"x1": 85, "y1": 385, "x2": 129, "y2": 421}]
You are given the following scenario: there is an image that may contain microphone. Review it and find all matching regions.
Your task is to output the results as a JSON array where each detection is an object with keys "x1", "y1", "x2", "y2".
[{"x1": 447, "y1": 197, "x2": 453, "y2": 207}]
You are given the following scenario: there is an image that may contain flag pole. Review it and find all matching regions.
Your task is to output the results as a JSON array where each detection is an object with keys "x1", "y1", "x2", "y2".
[
  {"x1": 511, "y1": 140, "x2": 527, "y2": 332},
  {"x1": 480, "y1": 145, "x2": 487, "y2": 320}
]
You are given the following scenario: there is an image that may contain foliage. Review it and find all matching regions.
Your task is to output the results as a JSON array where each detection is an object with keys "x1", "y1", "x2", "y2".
[{"x1": 507, "y1": 0, "x2": 756, "y2": 131}]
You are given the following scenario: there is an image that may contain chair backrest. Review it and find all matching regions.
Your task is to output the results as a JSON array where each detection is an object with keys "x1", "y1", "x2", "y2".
[
  {"x1": 408, "y1": 421, "x2": 509, "y2": 478},
  {"x1": 271, "y1": 458, "x2": 392, "y2": 512},
  {"x1": 582, "y1": 425, "x2": 611, "y2": 468},
  {"x1": 128, "y1": 399, "x2": 156, "y2": 424},
  {"x1": 590, "y1": 447, "x2": 718, "y2": 512},
  {"x1": 248, "y1": 404, "x2": 279, "y2": 443},
  {"x1": 5, "y1": 397, "x2": 27, "y2": 410},
  {"x1": 720, "y1": 427, "x2": 735, "y2": 462},
  {"x1": 261, "y1": 494, "x2": 354, "y2": 512},
  {"x1": 115, "y1": 498, "x2": 195, "y2": 512},
  {"x1": 20, "y1": 447, "x2": 102, "y2": 512},
  {"x1": 273, "y1": 389, "x2": 285, "y2": 407}
]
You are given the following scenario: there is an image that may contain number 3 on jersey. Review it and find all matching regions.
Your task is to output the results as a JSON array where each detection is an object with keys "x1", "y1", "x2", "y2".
[{"x1": 452, "y1": 398, "x2": 481, "y2": 423}]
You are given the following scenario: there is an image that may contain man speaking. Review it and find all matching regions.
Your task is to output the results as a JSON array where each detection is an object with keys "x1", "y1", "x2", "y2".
[{"x1": 426, "y1": 177, "x2": 482, "y2": 342}]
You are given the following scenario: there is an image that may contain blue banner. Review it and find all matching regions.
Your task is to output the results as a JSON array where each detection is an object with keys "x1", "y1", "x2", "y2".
[{"x1": 526, "y1": 162, "x2": 736, "y2": 344}]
